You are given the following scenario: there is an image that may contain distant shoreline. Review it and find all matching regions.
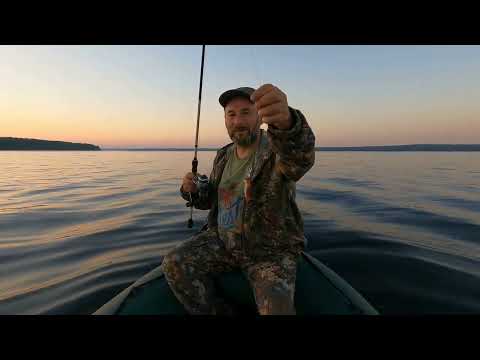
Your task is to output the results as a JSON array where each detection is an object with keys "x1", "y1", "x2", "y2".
[
  {"x1": 2, "y1": 140, "x2": 479, "y2": 152},
  {"x1": 0, "y1": 137, "x2": 101, "y2": 151},
  {"x1": 104, "y1": 144, "x2": 480, "y2": 152}
]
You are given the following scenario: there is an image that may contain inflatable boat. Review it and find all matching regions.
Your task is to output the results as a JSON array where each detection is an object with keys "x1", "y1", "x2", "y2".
[{"x1": 93, "y1": 251, "x2": 378, "y2": 315}]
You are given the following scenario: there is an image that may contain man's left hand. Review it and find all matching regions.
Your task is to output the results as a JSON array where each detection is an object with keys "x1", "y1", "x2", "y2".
[{"x1": 251, "y1": 84, "x2": 292, "y2": 130}]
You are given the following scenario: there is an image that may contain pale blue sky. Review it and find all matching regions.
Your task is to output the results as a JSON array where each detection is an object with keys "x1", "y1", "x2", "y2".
[{"x1": 1, "y1": 45, "x2": 479, "y2": 147}]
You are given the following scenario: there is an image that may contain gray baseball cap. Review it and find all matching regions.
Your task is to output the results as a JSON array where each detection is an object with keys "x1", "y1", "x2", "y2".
[{"x1": 219, "y1": 87, "x2": 255, "y2": 108}]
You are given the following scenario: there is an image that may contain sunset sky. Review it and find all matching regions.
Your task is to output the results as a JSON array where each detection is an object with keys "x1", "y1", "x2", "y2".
[{"x1": 1, "y1": 45, "x2": 479, "y2": 148}]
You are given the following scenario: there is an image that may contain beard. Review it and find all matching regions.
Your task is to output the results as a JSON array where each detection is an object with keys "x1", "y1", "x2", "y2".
[{"x1": 229, "y1": 126, "x2": 259, "y2": 147}]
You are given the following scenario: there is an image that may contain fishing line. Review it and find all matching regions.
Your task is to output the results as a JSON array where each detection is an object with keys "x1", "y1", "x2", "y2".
[{"x1": 249, "y1": 45, "x2": 267, "y2": 132}]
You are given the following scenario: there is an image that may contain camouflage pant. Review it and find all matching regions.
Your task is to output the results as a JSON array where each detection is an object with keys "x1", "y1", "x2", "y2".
[{"x1": 160, "y1": 229, "x2": 299, "y2": 315}]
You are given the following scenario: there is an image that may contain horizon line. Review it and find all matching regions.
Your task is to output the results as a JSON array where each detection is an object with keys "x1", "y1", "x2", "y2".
[{"x1": 103, "y1": 143, "x2": 480, "y2": 150}]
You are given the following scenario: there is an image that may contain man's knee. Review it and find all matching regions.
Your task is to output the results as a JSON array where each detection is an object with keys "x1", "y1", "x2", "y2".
[
  {"x1": 161, "y1": 249, "x2": 184, "y2": 281},
  {"x1": 160, "y1": 234, "x2": 211, "y2": 280}
]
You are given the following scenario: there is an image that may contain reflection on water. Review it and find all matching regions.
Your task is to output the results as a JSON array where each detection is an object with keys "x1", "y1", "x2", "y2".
[{"x1": 0, "y1": 151, "x2": 479, "y2": 314}]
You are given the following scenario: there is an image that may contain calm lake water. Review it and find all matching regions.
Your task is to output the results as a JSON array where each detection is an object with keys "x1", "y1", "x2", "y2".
[{"x1": 0, "y1": 151, "x2": 479, "y2": 314}]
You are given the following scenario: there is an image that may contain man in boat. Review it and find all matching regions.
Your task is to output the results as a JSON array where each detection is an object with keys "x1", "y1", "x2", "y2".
[{"x1": 161, "y1": 84, "x2": 316, "y2": 315}]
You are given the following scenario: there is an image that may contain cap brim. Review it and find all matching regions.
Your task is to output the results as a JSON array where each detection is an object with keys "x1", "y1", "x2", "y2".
[{"x1": 219, "y1": 89, "x2": 253, "y2": 108}]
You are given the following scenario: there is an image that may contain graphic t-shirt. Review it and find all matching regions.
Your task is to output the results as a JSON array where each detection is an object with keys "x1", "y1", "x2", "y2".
[{"x1": 217, "y1": 146, "x2": 255, "y2": 251}]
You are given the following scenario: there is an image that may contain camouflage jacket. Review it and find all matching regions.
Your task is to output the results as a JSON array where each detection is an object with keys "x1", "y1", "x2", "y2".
[{"x1": 181, "y1": 107, "x2": 316, "y2": 259}]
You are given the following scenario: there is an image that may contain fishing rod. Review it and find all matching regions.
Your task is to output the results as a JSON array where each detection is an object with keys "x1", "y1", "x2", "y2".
[{"x1": 187, "y1": 45, "x2": 209, "y2": 228}]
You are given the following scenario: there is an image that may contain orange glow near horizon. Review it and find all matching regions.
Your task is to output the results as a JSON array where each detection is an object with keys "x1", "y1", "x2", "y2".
[{"x1": 2, "y1": 102, "x2": 480, "y2": 148}]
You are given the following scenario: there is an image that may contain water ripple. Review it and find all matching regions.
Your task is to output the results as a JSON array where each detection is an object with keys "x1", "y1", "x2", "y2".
[{"x1": 0, "y1": 151, "x2": 478, "y2": 314}]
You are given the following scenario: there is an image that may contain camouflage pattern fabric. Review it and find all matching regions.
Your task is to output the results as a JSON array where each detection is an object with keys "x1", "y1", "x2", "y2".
[
  {"x1": 160, "y1": 229, "x2": 299, "y2": 315},
  {"x1": 180, "y1": 107, "x2": 316, "y2": 259}
]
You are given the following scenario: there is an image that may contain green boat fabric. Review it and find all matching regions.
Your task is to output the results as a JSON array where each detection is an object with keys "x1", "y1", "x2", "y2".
[{"x1": 94, "y1": 252, "x2": 378, "y2": 315}]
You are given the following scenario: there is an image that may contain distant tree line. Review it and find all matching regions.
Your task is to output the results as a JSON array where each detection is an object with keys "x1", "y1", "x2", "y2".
[{"x1": 0, "y1": 137, "x2": 101, "y2": 150}]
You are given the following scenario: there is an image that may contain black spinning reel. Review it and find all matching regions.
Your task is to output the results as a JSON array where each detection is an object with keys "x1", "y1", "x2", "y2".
[{"x1": 187, "y1": 173, "x2": 208, "y2": 228}]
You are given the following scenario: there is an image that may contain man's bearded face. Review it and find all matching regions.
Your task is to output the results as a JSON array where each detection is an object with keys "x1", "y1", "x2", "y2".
[{"x1": 224, "y1": 97, "x2": 260, "y2": 147}]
